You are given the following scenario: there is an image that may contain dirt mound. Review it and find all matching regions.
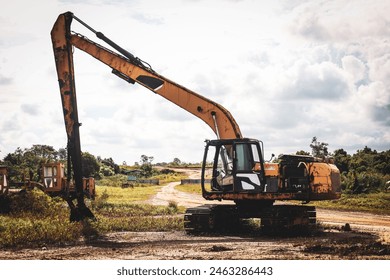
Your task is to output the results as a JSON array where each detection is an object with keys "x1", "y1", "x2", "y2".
[{"x1": 304, "y1": 232, "x2": 390, "y2": 257}]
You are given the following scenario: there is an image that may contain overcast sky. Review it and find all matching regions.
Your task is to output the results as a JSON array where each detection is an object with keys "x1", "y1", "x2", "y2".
[{"x1": 0, "y1": 0, "x2": 389, "y2": 165}]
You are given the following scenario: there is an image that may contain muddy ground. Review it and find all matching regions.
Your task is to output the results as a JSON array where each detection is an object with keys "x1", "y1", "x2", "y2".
[{"x1": 1, "y1": 169, "x2": 390, "y2": 260}]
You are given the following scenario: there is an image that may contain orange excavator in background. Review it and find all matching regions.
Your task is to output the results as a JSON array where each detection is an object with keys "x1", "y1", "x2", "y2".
[
  {"x1": 0, "y1": 163, "x2": 95, "y2": 216},
  {"x1": 51, "y1": 12, "x2": 341, "y2": 230}
]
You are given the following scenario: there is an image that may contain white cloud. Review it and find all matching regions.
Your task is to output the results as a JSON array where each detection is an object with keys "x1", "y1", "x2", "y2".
[
  {"x1": 0, "y1": 0, "x2": 389, "y2": 164},
  {"x1": 281, "y1": 60, "x2": 350, "y2": 100},
  {"x1": 341, "y1": 55, "x2": 367, "y2": 84}
]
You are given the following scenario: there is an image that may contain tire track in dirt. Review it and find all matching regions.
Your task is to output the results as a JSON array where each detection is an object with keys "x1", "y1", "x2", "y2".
[
  {"x1": 147, "y1": 181, "x2": 233, "y2": 207},
  {"x1": 316, "y1": 208, "x2": 390, "y2": 242},
  {"x1": 147, "y1": 168, "x2": 232, "y2": 207},
  {"x1": 147, "y1": 181, "x2": 202, "y2": 207}
]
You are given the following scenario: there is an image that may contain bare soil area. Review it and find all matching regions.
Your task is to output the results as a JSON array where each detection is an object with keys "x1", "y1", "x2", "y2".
[
  {"x1": 1, "y1": 169, "x2": 390, "y2": 260},
  {"x1": 1, "y1": 225, "x2": 389, "y2": 260}
]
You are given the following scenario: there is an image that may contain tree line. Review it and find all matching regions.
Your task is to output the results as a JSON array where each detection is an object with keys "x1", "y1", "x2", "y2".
[
  {"x1": 0, "y1": 145, "x2": 173, "y2": 183},
  {"x1": 0, "y1": 145, "x2": 112, "y2": 183},
  {"x1": 1, "y1": 138, "x2": 389, "y2": 193}
]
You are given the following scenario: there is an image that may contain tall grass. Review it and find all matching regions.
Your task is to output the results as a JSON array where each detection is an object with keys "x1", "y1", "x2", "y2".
[
  {"x1": 96, "y1": 171, "x2": 187, "y2": 187},
  {"x1": 89, "y1": 215, "x2": 183, "y2": 233},
  {"x1": 0, "y1": 189, "x2": 82, "y2": 248},
  {"x1": 5, "y1": 184, "x2": 388, "y2": 248},
  {"x1": 311, "y1": 192, "x2": 390, "y2": 215},
  {"x1": 0, "y1": 216, "x2": 82, "y2": 247},
  {"x1": 90, "y1": 186, "x2": 183, "y2": 233},
  {"x1": 151, "y1": 172, "x2": 188, "y2": 185},
  {"x1": 0, "y1": 185, "x2": 184, "y2": 248},
  {"x1": 175, "y1": 183, "x2": 202, "y2": 194},
  {"x1": 95, "y1": 185, "x2": 161, "y2": 203}
]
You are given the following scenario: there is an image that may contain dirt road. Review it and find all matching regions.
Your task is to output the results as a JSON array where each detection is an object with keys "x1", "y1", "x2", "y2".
[
  {"x1": 1, "y1": 172, "x2": 389, "y2": 260},
  {"x1": 147, "y1": 181, "x2": 234, "y2": 207}
]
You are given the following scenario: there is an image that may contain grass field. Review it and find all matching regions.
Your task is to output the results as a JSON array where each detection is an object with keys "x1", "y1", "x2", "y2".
[
  {"x1": 96, "y1": 185, "x2": 161, "y2": 203},
  {"x1": 90, "y1": 185, "x2": 183, "y2": 233},
  {"x1": 1, "y1": 182, "x2": 389, "y2": 248},
  {"x1": 310, "y1": 192, "x2": 390, "y2": 215},
  {"x1": 175, "y1": 183, "x2": 202, "y2": 194},
  {"x1": 0, "y1": 185, "x2": 183, "y2": 248},
  {"x1": 0, "y1": 190, "x2": 82, "y2": 247}
]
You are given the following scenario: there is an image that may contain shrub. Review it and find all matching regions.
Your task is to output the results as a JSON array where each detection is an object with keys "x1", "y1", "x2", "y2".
[
  {"x1": 0, "y1": 189, "x2": 83, "y2": 248},
  {"x1": 96, "y1": 174, "x2": 127, "y2": 187}
]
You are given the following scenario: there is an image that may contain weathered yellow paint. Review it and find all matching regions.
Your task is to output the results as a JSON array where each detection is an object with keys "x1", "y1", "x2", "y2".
[{"x1": 263, "y1": 163, "x2": 279, "y2": 177}]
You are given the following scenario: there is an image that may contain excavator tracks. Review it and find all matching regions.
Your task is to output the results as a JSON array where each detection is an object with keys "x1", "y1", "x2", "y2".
[
  {"x1": 184, "y1": 204, "x2": 316, "y2": 234},
  {"x1": 184, "y1": 204, "x2": 240, "y2": 233},
  {"x1": 260, "y1": 205, "x2": 316, "y2": 234}
]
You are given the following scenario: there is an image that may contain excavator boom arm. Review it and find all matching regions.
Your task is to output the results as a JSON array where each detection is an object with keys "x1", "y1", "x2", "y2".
[
  {"x1": 51, "y1": 12, "x2": 242, "y2": 142},
  {"x1": 50, "y1": 11, "x2": 243, "y2": 220},
  {"x1": 51, "y1": 12, "x2": 84, "y2": 211}
]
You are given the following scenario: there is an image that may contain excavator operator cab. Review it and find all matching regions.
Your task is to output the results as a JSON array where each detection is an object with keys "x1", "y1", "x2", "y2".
[
  {"x1": 42, "y1": 162, "x2": 95, "y2": 199},
  {"x1": 202, "y1": 139, "x2": 266, "y2": 196},
  {"x1": 42, "y1": 163, "x2": 65, "y2": 192}
]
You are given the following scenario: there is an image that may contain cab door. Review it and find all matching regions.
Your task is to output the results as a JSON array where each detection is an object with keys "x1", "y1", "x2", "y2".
[{"x1": 233, "y1": 142, "x2": 264, "y2": 192}]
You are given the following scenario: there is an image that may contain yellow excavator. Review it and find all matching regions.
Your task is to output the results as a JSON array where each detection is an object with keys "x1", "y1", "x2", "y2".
[
  {"x1": 0, "y1": 163, "x2": 95, "y2": 215},
  {"x1": 51, "y1": 12, "x2": 341, "y2": 230}
]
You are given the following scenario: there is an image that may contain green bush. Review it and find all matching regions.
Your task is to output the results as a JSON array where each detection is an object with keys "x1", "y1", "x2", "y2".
[
  {"x1": 89, "y1": 215, "x2": 183, "y2": 233},
  {"x1": 0, "y1": 216, "x2": 82, "y2": 247},
  {"x1": 9, "y1": 189, "x2": 65, "y2": 216},
  {"x1": 341, "y1": 172, "x2": 390, "y2": 194},
  {"x1": 96, "y1": 174, "x2": 127, "y2": 187},
  {"x1": 312, "y1": 192, "x2": 390, "y2": 215},
  {"x1": 0, "y1": 189, "x2": 83, "y2": 248}
]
